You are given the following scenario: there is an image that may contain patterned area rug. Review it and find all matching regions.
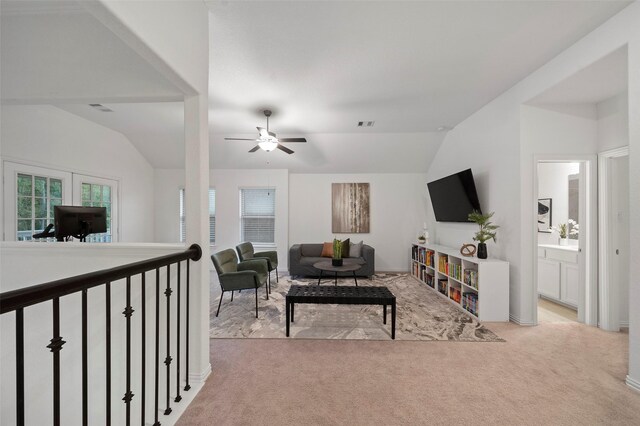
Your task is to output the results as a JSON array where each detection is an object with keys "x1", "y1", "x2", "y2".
[{"x1": 210, "y1": 273, "x2": 504, "y2": 341}]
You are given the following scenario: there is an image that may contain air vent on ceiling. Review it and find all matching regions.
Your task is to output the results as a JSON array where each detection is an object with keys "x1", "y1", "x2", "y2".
[
  {"x1": 89, "y1": 103, "x2": 113, "y2": 112},
  {"x1": 357, "y1": 121, "x2": 375, "y2": 127}
]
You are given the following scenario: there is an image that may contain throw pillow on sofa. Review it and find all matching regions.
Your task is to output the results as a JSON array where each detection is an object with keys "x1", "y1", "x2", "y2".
[
  {"x1": 321, "y1": 242, "x2": 333, "y2": 257},
  {"x1": 341, "y1": 238, "x2": 350, "y2": 258},
  {"x1": 349, "y1": 240, "x2": 363, "y2": 257}
]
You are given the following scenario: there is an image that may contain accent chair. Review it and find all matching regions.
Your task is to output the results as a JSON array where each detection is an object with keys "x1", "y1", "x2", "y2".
[
  {"x1": 211, "y1": 248, "x2": 269, "y2": 318},
  {"x1": 235, "y1": 242, "x2": 278, "y2": 293}
]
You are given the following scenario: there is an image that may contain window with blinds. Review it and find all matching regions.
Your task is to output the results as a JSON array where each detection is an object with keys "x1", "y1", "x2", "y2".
[
  {"x1": 240, "y1": 188, "x2": 275, "y2": 244},
  {"x1": 180, "y1": 188, "x2": 215, "y2": 244}
]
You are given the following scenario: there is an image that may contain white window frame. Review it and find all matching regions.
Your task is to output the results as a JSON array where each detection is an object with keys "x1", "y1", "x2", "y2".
[
  {"x1": 180, "y1": 188, "x2": 216, "y2": 245},
  {"x1": 72, "y1": 174, "x2": 119, "y2": 242},
  {"x1": 3, "y1": 161, "x2": 72, "y2": 241},
  {"x1": 239, "y1": 187, "x2": 276, "y2": 247}
]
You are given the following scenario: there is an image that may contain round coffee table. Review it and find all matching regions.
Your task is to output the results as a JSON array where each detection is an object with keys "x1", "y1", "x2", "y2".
[{"x1": 313, "y1": 261, "x2": 362, "y2": 286}]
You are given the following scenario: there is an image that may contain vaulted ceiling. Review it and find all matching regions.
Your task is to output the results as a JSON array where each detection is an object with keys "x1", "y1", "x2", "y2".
[{"x1": 1, "y1": 0, "x2": 632, "y2": 172}]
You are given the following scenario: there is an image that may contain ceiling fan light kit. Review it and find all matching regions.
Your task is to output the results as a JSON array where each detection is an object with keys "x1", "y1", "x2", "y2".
[
  {"x1": 224, "y1": 109, "x2": 307, "y2": 154},
  {"x1": 258, "y1": 139, "x2": 278, "y2": 152}
]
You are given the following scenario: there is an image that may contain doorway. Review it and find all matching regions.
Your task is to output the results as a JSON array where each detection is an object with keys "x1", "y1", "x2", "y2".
[{"x1": 533, "y1": 157, "x2": 597, "y2": 326}]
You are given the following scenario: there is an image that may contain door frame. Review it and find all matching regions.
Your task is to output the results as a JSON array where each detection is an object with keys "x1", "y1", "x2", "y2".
[
  {"x1": 532, "y1": 155, "x2": 598, "y2": 326},
  {"x1": 598, "y1": 146, "x2": 629, "y2": 331}
]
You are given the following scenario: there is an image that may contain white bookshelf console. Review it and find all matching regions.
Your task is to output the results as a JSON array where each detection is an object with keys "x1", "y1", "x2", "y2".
[{"x1": 410, "y1": 243, "x2": 509, "y2": 322}]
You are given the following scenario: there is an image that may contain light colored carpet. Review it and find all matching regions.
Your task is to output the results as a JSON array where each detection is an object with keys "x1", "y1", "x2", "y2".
[
  {"x1": 179, "y1": 322, "x2": 639, "y2": 426},
  {"x1": 210, "y1": 273, "x2": 503, "y2": 342}
]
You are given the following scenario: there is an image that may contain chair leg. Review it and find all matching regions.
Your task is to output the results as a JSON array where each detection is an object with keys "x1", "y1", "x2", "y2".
[
  {"x1": 255, "y1": 287, "x2": 259, "y2": 318},
  {"x1": 276, "y1": 269, "x2": 278, "y2": 283},
  {"x1": 231, "y1": 290, "x2": 234, "y2": 301},
  {"x1": 216, "y1": 291, "x2": 224, "y2": 317},
  {"x1": 268, "y1": 273, "x2": 272, "y2": 294},
  {"x1": 265, "y1": 282, "x2": 269, "y2": 300}
]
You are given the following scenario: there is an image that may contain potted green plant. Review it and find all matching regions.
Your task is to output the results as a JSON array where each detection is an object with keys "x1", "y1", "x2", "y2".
[
  {"x1": 554, "y1": 223, "x2": 568, "y2": 245},
  {"x1": 332, "y1": 237, "x2": 343, "y2": 266},
  {"x1": 468, "y1": 211, "x2": 499, "y2": 259}
]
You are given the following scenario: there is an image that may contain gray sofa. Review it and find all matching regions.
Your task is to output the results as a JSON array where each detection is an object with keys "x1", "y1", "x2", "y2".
[{"x1": 289, "y1": 243, "x2": 375, "y2": 278}]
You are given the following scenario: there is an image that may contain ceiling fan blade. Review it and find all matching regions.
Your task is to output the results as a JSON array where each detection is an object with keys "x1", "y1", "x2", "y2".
[
  {"x1": 225, "y1": 138, "x2": 257, "y2": 141},
  {"x1": 248, "y1": 145, "x2": 260, "y2": 153},
  {"x1": 277, "y1": 144, "x2": 294, "y2": 155},
  {"x1": 268, "y1": 131, "x2": 277, "y2": 138},
  {"x1": 278, "y1": 137, "x2": 307, "y2": 143},
  {"x1": 257, "y1": 127, "x2": 269, "y2": 138}
]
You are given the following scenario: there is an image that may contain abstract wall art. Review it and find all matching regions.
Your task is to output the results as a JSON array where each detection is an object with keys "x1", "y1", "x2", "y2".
[{"x1": 332, "y1": 183, "x2": 370, "y2": 233}]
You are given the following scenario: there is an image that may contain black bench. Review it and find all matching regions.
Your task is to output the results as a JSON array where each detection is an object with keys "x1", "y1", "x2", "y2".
[{"x1": 285, "y1": 285, "x2": 396, "y2": 339}]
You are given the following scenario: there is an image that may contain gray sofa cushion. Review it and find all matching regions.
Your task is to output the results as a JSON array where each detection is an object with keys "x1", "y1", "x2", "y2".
[{"x1": 300, "y1": 244, "x2": 323, "y2": 257}]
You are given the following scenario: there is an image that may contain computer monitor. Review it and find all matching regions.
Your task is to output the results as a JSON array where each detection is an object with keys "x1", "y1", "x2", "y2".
[{"x1": 54, "y1": 205, "x2": 107, "y2": 242}]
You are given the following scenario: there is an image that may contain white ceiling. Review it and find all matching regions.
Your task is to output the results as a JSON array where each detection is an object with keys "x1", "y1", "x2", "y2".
[
  {"x1": 528, "y1": 46, "x2": 628, "y2": 105},
  {"x1": 0, "y1": 1, "x2": 182, "y2": 103},
  {"x1": 56, "y1": 102, "x2": 186, "y2": 169},
  {"x1": 207, "y1": 0, "x2": 631, "y2": 134},
  {"x1": 1, "y1": 1, "x2": 632, "y2": 173}
]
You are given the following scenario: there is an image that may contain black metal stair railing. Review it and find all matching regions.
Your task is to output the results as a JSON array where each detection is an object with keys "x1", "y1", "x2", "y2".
[{"x1": 0, "y1": 243, "x2": 202, "y2": 426}]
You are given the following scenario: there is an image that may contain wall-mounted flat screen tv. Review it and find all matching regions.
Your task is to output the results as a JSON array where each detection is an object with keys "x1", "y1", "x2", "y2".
[{"x1": 427, "y1": 168, "x2": 482, "y2": 222}]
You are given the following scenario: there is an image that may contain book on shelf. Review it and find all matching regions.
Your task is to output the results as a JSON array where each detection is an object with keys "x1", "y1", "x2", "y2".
[
  {"x1": 425, "y1": 250, "x2": 434, "y2": 267},
  {"x1": 438, "y1": 255, "x2": 449, "y2": 274},
  {"x1": 462, "y1": 292, "x2": 478, "y2": 315},
  {"x1": 449, "y1": 287, "x2": 461, "y2": 303},
  {"x1": 447, "y1": 262, "x2": 462, "y2": 281},
  {"x1": 425, "y1": 273, "x2": 434, "y2": 288},
  {"x1": 463, "y1": 269, "x2": 479, "y2": 289},
  {"x1": 437, "y1": 278, "x2": 448, "y2": 295}
]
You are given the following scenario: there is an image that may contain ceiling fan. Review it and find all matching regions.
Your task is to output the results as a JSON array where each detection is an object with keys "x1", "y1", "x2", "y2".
[{"x1": 224, "y1": 110, "x2": 307, "y2": 154}]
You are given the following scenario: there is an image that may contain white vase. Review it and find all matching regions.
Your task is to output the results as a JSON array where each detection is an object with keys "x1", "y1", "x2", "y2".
[{"x1": 559, "y1": 238, "x2": 568, "y2": 246}]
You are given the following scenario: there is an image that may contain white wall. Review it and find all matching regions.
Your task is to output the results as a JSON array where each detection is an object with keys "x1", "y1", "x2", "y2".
[
  {"x1": 289, "y1": 173, "x2": 429, "y2": 272},
  {"x1": 425, "y1": 3, "x2": 640, "y2": 328},
  {"x1": 537, "y1": 162, "x2": 580, "y2": 245},
  {"x1": 155, "y1": 170, "x2": 428, "y2": 273},
  {"x1": 154, "y1": 168, "x2": 290, "y2": 270},
  {"x1": 422, "y1": 1, "x2": 640, "y2": 386},
  {"x1": 425, "y1": 97, "x2": 521, "y2": 317},
  {"x1": 597, "y1": 92, "x2": 629, "y2": 152},
  {"x1": 0, "y1": 105, "x2": 155, "y2": 242}
]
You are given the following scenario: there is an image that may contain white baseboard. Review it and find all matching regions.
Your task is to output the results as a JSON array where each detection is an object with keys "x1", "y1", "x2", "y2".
[
  {"x1": 189, "y1": 363, "x2": 212, "y2": 383},
  {"x1": 620, "y1": 321, "x2": 629, "y2": 328},
  {"x1": 626, "y1": 375, "x2": 640, "y2": 393},
  {"x1": 509, "y1": 313, "x2": 535, "y2": 326}
]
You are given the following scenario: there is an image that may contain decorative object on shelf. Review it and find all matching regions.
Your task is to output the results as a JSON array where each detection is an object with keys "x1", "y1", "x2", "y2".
[
  {"x1": 332, "y1": 237, "x2": 343, "y2": 266},
  {"x1": 537, "y1": 198, "x2": 552, "y2": 232},
  {"x1": 468, "y1": 210, "x2": 499, "y2": 259},
  {"x1": 417, "y1": 235, "x2": 426, "y2": 244},
  {"x1": 460, "y1": 243, "x2": 476, "y2": 257},
  {"x1": 332, "y1": 183, "x2": 370, "y2": 233},
  {"x1": 553, "y1": 223, "x2": 568, "y2": 245},
  {"x1": 423, "y1": 222, "x2": 430, "y2": 244}
]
